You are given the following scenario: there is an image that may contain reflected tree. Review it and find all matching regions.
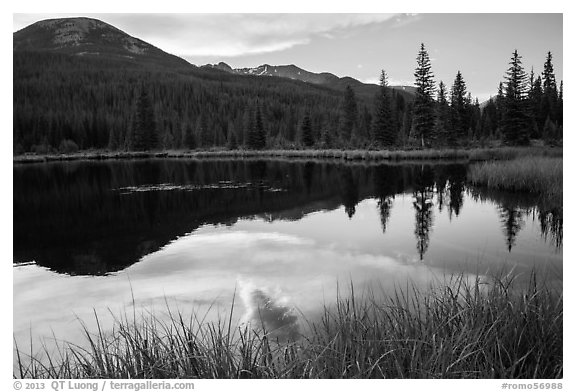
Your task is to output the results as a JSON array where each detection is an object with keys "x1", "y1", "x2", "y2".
[
  {"x1": 446, "y1": 164, "x2": 466, "y2": 219},
  {"x1": 373, "y1": 165, "x2": 398, "y2": 234},
  {"x1": 538, "y1": 205, "x2": 563, "y2": 248},
  {"x1": 339, "y1": 167, "x2": 359, "y2": 219},
  {"x1": 434, "y1": 167, "x2": 448, "y2": 213},
  {"x1": 413, "y1": 165, "x2": 435, "y2": 260},
  {"x1": 499, "y1": 204, "x2": 525, "y2": 252}
]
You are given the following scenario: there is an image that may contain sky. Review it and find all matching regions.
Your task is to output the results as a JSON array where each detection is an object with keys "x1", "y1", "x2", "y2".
[{"x1": 13, "y1": 13, "x2": 562, "y2": 101}]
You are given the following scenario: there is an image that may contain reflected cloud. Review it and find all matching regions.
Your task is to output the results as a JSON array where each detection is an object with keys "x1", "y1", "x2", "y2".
[{"x1": 239, "y1": 280, "x2": 300, "y2": 341}]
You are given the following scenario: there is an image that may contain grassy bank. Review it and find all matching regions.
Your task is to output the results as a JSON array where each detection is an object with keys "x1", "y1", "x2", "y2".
[
  {"x1": 15, "y1": 273, "x2": 562, "y2": 379},
  {"x1": 13, "y1": 146, "x2": 562, "y2": 164},
  {"x1": 468, "y1": 156, "x2": 563, "y2": 202}
]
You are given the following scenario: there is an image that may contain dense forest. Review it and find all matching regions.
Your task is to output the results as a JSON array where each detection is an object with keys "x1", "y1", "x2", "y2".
[{"x1": 13, "y1": 42, "x2": 562, "y2": 154}]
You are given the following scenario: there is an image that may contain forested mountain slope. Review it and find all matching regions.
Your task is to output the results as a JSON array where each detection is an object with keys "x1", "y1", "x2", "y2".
[{"x1": 13, "y1": 17, "x2": 412, "y2": 153}]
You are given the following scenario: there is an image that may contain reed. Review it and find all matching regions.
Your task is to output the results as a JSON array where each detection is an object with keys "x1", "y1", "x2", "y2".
[
  {"x1": 15, "y1": 272, "x2": 562, "y2": 379},
  {"x1": 468, "y1": 156, "x2": 562, "y2": 203}
]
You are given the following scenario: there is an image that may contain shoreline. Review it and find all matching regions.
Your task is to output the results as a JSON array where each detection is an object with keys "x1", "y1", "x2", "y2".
[{"x1": 13, "y1": 146, "x2": 563, "y2": 165}]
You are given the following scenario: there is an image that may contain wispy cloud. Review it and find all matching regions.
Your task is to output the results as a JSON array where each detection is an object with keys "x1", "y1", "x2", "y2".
[{"x1": 389, "y1": 13, "x2": 423, "y2": 29}]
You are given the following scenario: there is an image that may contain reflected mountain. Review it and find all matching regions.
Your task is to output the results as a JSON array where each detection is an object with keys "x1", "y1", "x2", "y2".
[{"x1": 13, "y1": 159, "x2": 562, "y2": 275}]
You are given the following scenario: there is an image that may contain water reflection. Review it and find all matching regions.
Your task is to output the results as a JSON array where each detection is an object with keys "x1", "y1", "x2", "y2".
[
  {"x1": 413, "y1": 166, "x2": 435, "y2": 260},
  {"x1": 13, "y1": 160, "x2": 563, "y2": 358},
  {"x1": 13, "y1": 159, "x2": 562, "y2": 276}
]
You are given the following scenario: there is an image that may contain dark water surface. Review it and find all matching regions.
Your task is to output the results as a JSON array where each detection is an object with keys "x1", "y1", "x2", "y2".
[{"x1": 13, "y1": 159, "x2": 562, "y2": 350}]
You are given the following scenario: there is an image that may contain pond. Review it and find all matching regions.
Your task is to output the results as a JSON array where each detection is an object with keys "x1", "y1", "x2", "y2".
[{"x1": 13, "y1": 159, "x2": 562, "y2": 354}]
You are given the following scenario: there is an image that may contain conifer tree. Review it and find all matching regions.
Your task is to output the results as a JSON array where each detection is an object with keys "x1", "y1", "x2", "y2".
[
  {"x1": 542, "y1": 51, "x2": 557, "y2": 96},
  {"x1": 495, "y1": 82, "x2": 505, "y2": 129},
  {"x1": 372, "y1": 70, "x2": 395, "y2": 147},
  {"x1": 300, "y1": 113, "x2": 314, "y2": 147},
  {"x1": 502, "y1": 50, "x2": 530, "y2": 145},
  {"x1": 528, "y1": 75, "x2": 544, "y2": 137},
  {"x1": 449, "y1": 71, "x2": 468, "y2": 145},
  {"x1": 541, "y1": 51, "x2": 559, "y2": 125},
  {"x1": 342, "y1": 85, "x2": 358, "y2": 142},
  {"x1": 248, "y1": 103, "x2": 266, "y2": 149},
  {"x1": 433, "y1": 80, "x2": 450, "y2": 146},
  {"x1": 133, "y1": 88, "x2": 157, "y2": 151},
  {"x1": 413, "y1": 43, "x2": 436, "y2": 147}
]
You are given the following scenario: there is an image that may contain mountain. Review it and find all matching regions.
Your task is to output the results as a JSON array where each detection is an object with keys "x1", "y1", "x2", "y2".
[
  {"x1": 204, "y1": 62, "x2": 416, "y2": 100},
  {"x1": 13, "y1": 17, "x2": 192, "y2": 69},
  {"x1": 14, "y1": 17, "x2": 413, "y2": 153}
]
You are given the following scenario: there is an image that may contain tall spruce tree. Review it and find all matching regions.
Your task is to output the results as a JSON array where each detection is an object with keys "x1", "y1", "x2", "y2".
[
  {"x1": 541, "y1": 51, "x2": 559, "y2": 125},
  {"x1": 528, "y1": 74, "x2": 544, "y2": 137},
  {"x1": 502, "y1": 50, "x2": 530, "y2": 145},
  {"x1": 413, "y1": 43, "x2": 436, "y2": 147},
  {"x1": 542, "y1": 51, "x2": 558, "y2": 96},
  {"x1": 449, "y1": 71, "x2": 468, "y2": 145},
  {"x1": 133, "y1": 87, "x2": 157, "y2": 151},
  {"x1": 433, "y1": 80, "x2": 450, "y2": 146},
  {"x1": 372, "y1": 70, "x2": 395, "y2": 147}
]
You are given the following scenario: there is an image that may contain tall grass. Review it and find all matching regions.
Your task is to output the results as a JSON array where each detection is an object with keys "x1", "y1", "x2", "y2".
[
  {"x1": 15, "y1": 272, "x2": 562, "y2": 379},
  {"x1": 468, "y1": 156, "x2": 562, "y2": 202}
]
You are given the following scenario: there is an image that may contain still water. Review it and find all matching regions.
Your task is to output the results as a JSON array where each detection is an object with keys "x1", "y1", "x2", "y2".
[{"x1": 13, "y1": 159, "x2": 562, "y2": 351}]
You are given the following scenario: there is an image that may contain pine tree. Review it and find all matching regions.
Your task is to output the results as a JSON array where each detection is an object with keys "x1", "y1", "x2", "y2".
[
  {"x1": 372, "y1": 70, "x2": 395, "y2": 147},
  {"x1": 501, "y1": 50, "x2": 530, "y2": 145},
  {"x1": 300, "y1": 113, "x2": 314, "y2": 147},
  {"x1": 542, "y1": 51, "x2": 557, "y2": 96},
  {"x1": 449, "y1": 71, "x2": 468, "y2": 145},
  {"x1": 413, "y1": 43, "x2": 436, "y2": 148},
  {"x1": 541, "y1": 51, "x2": 559, "y2": 126},
  {"x1": 433, "y1": 80, "x2": 450, "y2": 146},
  {"x1": 133, "y1": 88, "x2": 157, "y2": 151},
  {"x1": 247, "y1": 103, "x2": 266, "y2": 149},
  {"x1": 342, "y1": 85, "x2": 358, "y2": 142},
  {"x1": 528, "y1": 75, "x2": 544, "y2": 137}
]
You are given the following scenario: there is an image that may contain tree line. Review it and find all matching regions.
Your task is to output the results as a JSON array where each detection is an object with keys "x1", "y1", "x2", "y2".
[
  {"x1": 13, "y1": 45, "x2": 562, "y2": 154},
  {"x1": 404, "y1": 44, "x2": 563, "y2": 149}
]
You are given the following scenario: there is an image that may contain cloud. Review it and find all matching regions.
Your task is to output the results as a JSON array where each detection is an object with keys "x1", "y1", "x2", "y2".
[
  {"x1": 14, "y1": 13, "x2": 399, "y2": 58},
  {"x1": 389, "y1": 13, "x2": 423, "y2": 29}
]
